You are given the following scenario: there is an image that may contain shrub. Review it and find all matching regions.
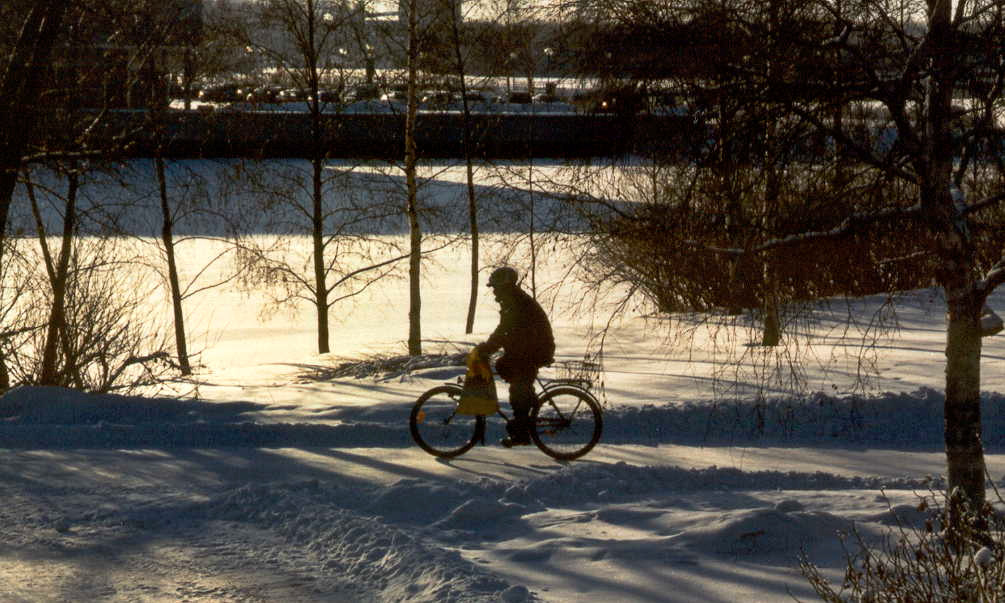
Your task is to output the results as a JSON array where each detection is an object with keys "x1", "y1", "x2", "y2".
[{"x1": 801, "y1": 488, "x2": 1005, "y2": 602}]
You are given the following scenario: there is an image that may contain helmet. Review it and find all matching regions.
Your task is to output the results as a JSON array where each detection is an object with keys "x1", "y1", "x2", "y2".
[{"x1": 486, "y1": 266, "x2": 518, "y2": 288}]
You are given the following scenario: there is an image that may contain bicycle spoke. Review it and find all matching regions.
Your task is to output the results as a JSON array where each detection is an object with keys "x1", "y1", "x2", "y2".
[
  {"x1": 532, "y1": 387, "x2": 602, "y2": 461},
  {"x1": 546, "y1": 398, "x2": 582, "y2": 422},
  {"x1": 410, "y1": 385, "x2": 482, "y2": 458}
]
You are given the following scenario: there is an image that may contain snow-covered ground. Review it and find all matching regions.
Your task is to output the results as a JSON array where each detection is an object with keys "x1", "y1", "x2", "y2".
[{"x1": 3, "y1": 160, "x2": 1005, "y2": 602}]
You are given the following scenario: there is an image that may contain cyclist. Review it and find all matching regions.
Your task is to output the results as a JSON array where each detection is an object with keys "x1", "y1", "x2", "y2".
[{"x1": 475, "y1": 266, "x2": 555, "y2": 447}]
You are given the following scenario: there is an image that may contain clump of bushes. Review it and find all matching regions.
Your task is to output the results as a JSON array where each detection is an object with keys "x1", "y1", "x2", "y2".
[
  {"x1": 584, "y1": 163, "x2": 933, "y2": 315},
  {"x1": 801, "y1": 487, "x2": 1005, "y2": 602}
]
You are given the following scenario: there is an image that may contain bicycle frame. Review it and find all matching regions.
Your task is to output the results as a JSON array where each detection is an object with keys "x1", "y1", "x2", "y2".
[
  {"x1": 412, "y1": 369, "x2": 604, "y2": 460},
  {"x1": 449, "y1": 373, "x2": 599, "y2": 439}
]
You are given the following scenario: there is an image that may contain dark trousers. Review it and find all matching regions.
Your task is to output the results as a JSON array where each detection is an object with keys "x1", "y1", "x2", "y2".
[{"x1": 495, "y1": 354, "x2": 538, "y2": 428}]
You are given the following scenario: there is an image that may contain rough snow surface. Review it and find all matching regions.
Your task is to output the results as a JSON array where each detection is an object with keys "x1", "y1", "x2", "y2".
[
  {"x1": 3, "y1": 160, "x2": 1005, "y2": 600},
  {"x1": 1, "y1": 375, "x2": 1002, "y2": 601}
]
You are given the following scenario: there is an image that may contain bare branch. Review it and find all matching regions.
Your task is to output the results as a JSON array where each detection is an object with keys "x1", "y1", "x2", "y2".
[
  {"x1": 980, "y1": 258, "x2": 1005, "y2": 296},
  {"x1": 685, "y1": 201, "x2": 925, "y2": 257},
  {"x1": 961, "y1": 192, "x2": 1005, "y2": 218}
]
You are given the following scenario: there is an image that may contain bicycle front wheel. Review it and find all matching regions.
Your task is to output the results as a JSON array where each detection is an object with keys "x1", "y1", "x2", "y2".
[
  {"x1": 531, "y1": 387, "x2": 603, "y2": 461},
  {"x1": 410, "y1": 385, "x2": 484, "y2": 458}
]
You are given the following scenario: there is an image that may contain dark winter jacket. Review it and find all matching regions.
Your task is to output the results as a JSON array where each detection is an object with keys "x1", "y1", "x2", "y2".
[{"x1": 481, "y1": 285, "x2": 555, "y2": 368}]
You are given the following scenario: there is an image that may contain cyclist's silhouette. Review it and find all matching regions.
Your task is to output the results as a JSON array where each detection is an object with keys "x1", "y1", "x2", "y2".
[{"x1": 476, "y1": 266, "x2": 555, "y2": 447}]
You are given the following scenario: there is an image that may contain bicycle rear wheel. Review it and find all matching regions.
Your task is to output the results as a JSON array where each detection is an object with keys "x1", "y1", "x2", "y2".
[
  {"x1": 531, "y1": 386, "x2": 603, "y2": 461},
  {"x1": 410, "y1": 385, "x2": 484, "y2": 458}
]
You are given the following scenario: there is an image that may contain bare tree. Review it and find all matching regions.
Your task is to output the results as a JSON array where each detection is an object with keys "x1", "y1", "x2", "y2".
[
  {"x1": 1, "y1": 1, "x2": 188, "y2": 388},
  {"x1": 155, "y1": 155, "x2": 192, "y2": 374},
  {"x1": 19, "y1": 165, "x2": 171, "y2": 392},
  {"x1": 404, "y1": 0, "x2": 423, "y2": 355},
  {"x1": 0, "y1": 235, "x2": 36, "y2": 391},
  {"x1": 29, "y1": 166, "x2": 79, "y2": 385},
  {"x1": 430, "y1": 0, "x2": 485, "y2": 333},
  {"x1": 233, "y1": 159, "x2": 413, "y2": 355},
  {"x1": 137, "y1": 0, "x2": 216, "y2": 375},
  {"x1": 223, "y1": 0, "x2": 411, "y2": 355},
  {"x1": 140, "y1": 159, "x2": 251, "y2": 376},
  {"x1": 572, "y1": 0, "x2": 1005, "y2": 520}
]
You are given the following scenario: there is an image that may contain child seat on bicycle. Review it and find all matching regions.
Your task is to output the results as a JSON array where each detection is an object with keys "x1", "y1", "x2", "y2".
[{"x1": 475, "y1": 266, "x2": 555, "y2": 447}]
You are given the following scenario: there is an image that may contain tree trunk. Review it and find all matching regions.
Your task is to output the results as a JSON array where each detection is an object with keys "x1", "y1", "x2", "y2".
[
  {"x1": 444, "y1": 0, "x2": 480, "y2": 335},
  {"x1": 156, "y1": 155, "x2": 191, "y2": 375},
  {"x1": 923, "y1": 0, "x2": 987, "y2": 522},
  {"x1": 760, "y1": 164, "x2": 782, "y2": 348},
  {"x1": 312, "y1": 158, "x2": 329, "y2": 354},
  {"x1": 760, "y1": 1, "x2": 781, "y2": 347},
  {"x1": 528, "y1": 162, "x2": 537, "y2": 299},
  {"x1": 465, "y1": 158, "x2": 479, "y2": 334},
  {"x1": 0, "y1": 350, "x2": 8, "y2": 391},
  {"x1": 944, "y1": 297, "x2": 986, "y2": 513},
  {"x1": 40, "y1": 171, "x2": 78, "y2": 385},
  {"x1": 307, "y1": 3, "x2": 330, "y2": 355},
  {"x1": 405, "y1": 0, "x2": 422, "y2": 356},
  {"x1": 760, "y1": 289, "x2": 781, "y2": 346},
  {"x1": 0, "y1": 2, "x2": 70, "y2": 238}
]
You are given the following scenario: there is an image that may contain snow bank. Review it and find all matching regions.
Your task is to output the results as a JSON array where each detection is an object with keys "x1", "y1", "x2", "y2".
[
  {"x1": 167, "y1": 461, "x2": 941, "y2": 600},
  {"x1": 3, "y1": 385, "x2": 1004, "y2": 451},
  {"x1": 203, "y1": 481, "x2": 521, "y2": 602},
  {"x1": 0, "y1": 384, "x2": 970, "y2": 601}
]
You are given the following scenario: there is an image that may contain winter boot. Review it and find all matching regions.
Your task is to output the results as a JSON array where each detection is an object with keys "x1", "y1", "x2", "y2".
[{"x1": 501, "y1": 417, "x2": 532, "y2": 447}]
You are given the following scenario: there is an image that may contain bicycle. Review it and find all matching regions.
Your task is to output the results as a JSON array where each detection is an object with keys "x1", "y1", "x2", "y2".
[{"x1": 409, "y1": 360, "x2": 604, "y2": 461}]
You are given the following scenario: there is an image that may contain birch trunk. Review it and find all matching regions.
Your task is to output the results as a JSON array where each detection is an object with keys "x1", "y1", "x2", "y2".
[
  {"x1": 944, "y1": 297, "x2": 986, "y2": 512},
  {"x1": 444, "y1": 0, "x2": 481, "y2": 335},
  {"x1": 307, "y1": 2, "x2": 330, "y2": 355},
  {"x1": 156, "y1": 155, "x2": 191, "y2": 374},
  {"x1": 924, "y1": 0, "x2": 987, "y2": 518},
  {"x1": 405, "y1": 0, "x2": 422, "y2": 355},
  {"x1": 39, "y1": 172, "x2": 78, "y2": 385}
]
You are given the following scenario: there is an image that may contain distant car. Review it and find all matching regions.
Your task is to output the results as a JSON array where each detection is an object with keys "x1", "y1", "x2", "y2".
[
  {"x1": 246, "y1": 86, "x2": 281, "y2": 103},
  {"x1": 198, "y1": 83, "x2": 244, "y2": 103},
  {"x1": 311, "y1": 89, "x2": 341, "y2": 103},
  {"x1": 458, "y1": 90, "x2": 492, "y2": 105},
  {"x1": 420, "y1": 91, "x2": 454, "y2": 108},
  {"x1": 380, "y1": 90, "x2": 407, "y2": 103},
  {"x1": 572, "y1": 86, "x2": 644, "y2": 115},
  {"x1": 347, "y1": 84, "x2": 379, "y2": 102},
  {"x1": 532, "y1": 93, "x2": 563, "y2": 104},
  {"x1": 277, "y1": 88, "x2": 308, "y2": 102},
  {"x1": 505, "y1": 91, "x2": 533, "y2": 104}
]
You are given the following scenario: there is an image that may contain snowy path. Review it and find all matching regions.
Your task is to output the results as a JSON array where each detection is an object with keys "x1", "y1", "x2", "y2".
[
  {"x1": 0, "y1": 449, "x2": 359, "y2": 603},
  {"x1": 0, "y1": 518, "x2": 340, "y2": 602},
  {"x1": 3, "y1": 443, "x2": 997, "y2": 498},
  {"x1": 2, "y1": 441, "x2": 1003, "y2": 602}
]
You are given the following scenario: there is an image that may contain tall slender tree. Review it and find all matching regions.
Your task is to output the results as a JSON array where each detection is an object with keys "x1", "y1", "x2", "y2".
[
  {"x1": 435, "y1": 0, "x2": 483, "y2": 334},
  {"x1": 228, "y1": 0, "x2": 405, "y2": 355},
  {"x1": 405, "y1": 0, "x2": 423, "y2": 355}
]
